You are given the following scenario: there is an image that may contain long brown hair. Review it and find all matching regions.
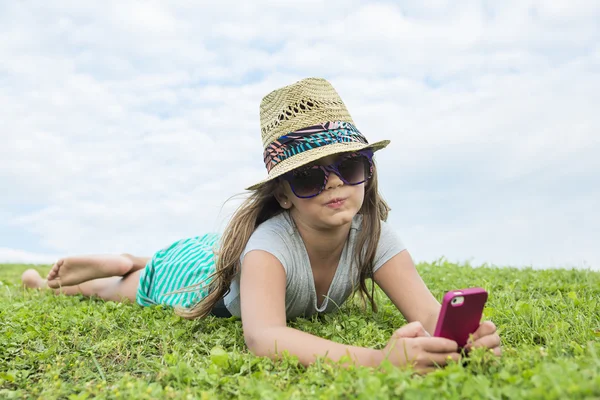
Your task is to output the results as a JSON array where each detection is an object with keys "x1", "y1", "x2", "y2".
[{"x1": 175, "y1": 158, "x2": 390, "y2": 319}]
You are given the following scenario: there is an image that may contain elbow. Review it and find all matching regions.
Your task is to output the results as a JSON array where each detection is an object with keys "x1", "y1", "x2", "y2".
[
  {"x1": 244, "y1": 331, "x2": 260, "y2": 355},
  {"x1": 243, "y1": 327, "x2": 278, "y2": 358}
]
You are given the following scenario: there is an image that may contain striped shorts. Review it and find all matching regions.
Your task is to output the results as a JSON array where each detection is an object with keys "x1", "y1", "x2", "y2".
[{"x1": 136, "y1": 233, "x2": 220, "y2": 309}]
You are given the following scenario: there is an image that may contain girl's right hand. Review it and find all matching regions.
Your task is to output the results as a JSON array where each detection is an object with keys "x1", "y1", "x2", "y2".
[{"x1": 380, "y1": 321, "x2": 461, "y2": 373}]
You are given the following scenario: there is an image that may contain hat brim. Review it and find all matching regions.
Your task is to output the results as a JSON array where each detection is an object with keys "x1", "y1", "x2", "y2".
[{"x1": 245, "y1": 139, "x2": 390, "y2": 191}]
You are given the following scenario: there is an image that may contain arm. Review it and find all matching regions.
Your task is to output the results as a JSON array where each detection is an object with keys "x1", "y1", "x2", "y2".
[
  {"x1": 373, "y1": 250, "x2": 441, "y2": 335},
  {"x1": 373, "y1": 249, "x2": 502, "y2": 356},
  {"x1": 240, "y1": 250, "x2": 383, "y2": 367}
]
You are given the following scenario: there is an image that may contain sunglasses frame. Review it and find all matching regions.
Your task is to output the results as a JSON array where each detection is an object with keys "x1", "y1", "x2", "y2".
[{"x1": 279, "y1": 149, "x2": 374, "y2": 199}]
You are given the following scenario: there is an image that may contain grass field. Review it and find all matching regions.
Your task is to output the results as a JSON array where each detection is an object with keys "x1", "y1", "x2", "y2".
[{"x1": 1, "y1": 261, "x2": 599, "y2": 399}]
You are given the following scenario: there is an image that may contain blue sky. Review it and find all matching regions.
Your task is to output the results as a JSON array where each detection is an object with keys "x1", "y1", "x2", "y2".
[{"x1": 1, "y1": 0, "x2": 599, "y2": 269}]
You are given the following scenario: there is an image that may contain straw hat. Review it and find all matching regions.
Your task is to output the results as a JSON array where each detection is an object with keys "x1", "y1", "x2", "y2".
[{"x1": 245, "y1": 77, "x2": 390, "y2": 191}]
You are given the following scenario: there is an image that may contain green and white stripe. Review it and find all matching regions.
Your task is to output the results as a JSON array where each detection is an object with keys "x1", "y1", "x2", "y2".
[{"x1": 136, "y1": 233, "x2": 220, "y2": 308}]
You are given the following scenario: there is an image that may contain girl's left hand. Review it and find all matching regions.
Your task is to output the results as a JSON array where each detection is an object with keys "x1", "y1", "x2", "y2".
[{"x1": 465, "y1": 321, "x2": 502, "y2": 356}]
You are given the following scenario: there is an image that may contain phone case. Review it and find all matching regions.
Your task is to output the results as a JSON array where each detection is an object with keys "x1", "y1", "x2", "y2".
[{"x1": 433, "y1": 287, "x2": 488, "y2": 348}]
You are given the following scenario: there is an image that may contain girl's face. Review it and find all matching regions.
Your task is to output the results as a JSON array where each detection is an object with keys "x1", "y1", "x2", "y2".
[{"x1": 277, "y1": 151, "x2": 373, "y2": 230}]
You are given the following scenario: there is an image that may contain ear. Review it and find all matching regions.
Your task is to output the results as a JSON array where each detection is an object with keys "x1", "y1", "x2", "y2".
[{"x1": 274, "y1": 182, "x2": 293, "y2": 209}]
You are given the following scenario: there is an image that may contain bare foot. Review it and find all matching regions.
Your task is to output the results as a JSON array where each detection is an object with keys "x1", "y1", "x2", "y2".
[
  {"x1": 46, "y1": 255, "x2": 133, "y2": 288},
  {"x1": 21, "y1": 269, "x2": 47, "y2": 289}
]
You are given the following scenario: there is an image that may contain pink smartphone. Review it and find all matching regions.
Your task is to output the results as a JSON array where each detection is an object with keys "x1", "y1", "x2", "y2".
[{"x1": 433, "y1": 287, "x2": 488, "y2": 348}]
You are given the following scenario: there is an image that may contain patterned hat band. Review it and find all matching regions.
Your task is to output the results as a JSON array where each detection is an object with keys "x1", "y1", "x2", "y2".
[{"x1": 263, "y1": 121, "x2": 368, "y2": 172}]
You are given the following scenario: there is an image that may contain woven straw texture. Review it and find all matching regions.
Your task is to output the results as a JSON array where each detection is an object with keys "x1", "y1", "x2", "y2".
[{"x1": 246, "y1": 77, "x2": 390, "y2": 190}]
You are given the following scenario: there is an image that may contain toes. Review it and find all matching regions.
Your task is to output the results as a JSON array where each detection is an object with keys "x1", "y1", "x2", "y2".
[
  {"x1": 46, "y1": 265, "x2": 56, "y2": 280},
  {"x1": 47, "y1": 259, "x2": 64, "y2": 280},
  {"x1": 47, "y1": 278, "x2": 61, "y2": 289}
]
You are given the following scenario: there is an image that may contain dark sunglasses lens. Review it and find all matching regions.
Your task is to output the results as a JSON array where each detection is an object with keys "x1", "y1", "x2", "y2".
[
  {"x1": 338, "y1": 155, "x2": 371, "y2": 184},
  {"x1": 290, "y1": 168, "x2": 325, "y2": 197}
]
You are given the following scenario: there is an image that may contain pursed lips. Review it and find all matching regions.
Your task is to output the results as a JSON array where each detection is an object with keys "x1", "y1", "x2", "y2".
[{"x1": 325, "y1": 197, "x2": 347, "y2": 205}]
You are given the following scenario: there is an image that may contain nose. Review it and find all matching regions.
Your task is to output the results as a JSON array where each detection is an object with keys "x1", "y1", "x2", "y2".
[{"x1": 325, "y1": 169, "x2": 344, "y2": 190}]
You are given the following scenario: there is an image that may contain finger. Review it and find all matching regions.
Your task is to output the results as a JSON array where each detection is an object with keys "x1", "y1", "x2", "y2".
[
  {"x1": 470, "y1": 321, "x2": 497, "y2": 342},
  {"x1": 393, "y1": 321, "x2": 428, "y2": 339},
  {"x1": 419, "y1": 337, "x2": 459, "y2": 353},
  {"x1": 467, "y1": 333, "x2": 501, "y2": 351}
]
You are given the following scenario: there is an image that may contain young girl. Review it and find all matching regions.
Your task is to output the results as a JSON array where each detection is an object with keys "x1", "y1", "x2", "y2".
[{"x1": 22, "y1": 77, "x2": 501, "y2": 372}]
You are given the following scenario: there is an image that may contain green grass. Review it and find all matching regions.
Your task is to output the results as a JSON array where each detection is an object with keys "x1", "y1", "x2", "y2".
[{"x1": 1, "y1": 261, "x2": 599, "y2": 399}]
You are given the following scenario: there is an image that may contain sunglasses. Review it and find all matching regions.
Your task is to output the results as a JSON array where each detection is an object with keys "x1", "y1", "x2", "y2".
[{"x1": 280, "y1": 150, "x2": 374, "y2": 198}]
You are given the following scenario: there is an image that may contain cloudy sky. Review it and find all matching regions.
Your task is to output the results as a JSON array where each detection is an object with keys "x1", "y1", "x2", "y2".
[{"x1": 1, "y1": 0, "x2": 598, "y2": 269}]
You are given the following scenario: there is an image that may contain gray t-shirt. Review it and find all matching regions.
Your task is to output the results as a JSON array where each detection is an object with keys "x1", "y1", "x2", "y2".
[{"x1": 223, "y1": 211, "x2": 406, "y2": 319}]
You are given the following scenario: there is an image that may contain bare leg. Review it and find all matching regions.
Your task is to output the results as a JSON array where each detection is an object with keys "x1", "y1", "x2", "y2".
[
  {"x1": 46, "y1": 253, "x2": 150, "y2": 288},
  {"x1": 22, "y1": 269, "x2": 142, "y2": 303},
  {"x1": 122, "y1": 254, "x2": 151, "y2": 271}
]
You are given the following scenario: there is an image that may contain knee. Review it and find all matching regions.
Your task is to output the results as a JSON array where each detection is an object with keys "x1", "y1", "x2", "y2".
[
  {"x1": 120, "y1": 253, "x2": 138, "y2": 267},
  {"x1": 120, "y1": 253, "x2": 146, "y2": 271}
]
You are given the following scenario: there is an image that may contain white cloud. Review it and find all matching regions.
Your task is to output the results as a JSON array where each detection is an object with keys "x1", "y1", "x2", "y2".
[
  {"x1": 0, "y1": 248, "x2": 58, "y2": 265},
  {"x1": 0, "y1": 0, "x2": 598, "y2": 269}
]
